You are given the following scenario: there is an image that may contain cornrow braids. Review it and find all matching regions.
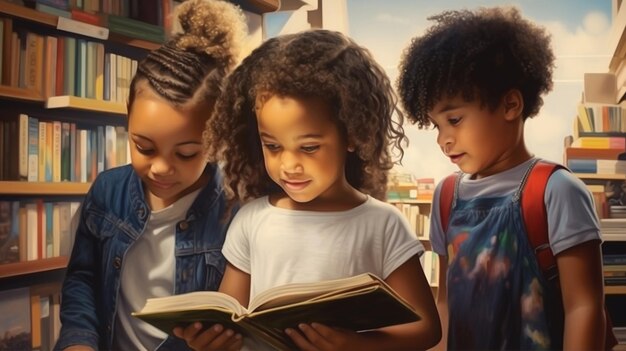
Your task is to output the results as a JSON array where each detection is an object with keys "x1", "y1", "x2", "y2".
[
  {"x1": 127, "y1": 0, "x2": 247, "y2": 112},
  {"x1": 397, "y1": 6, "x2": 554, "y2": 128}
]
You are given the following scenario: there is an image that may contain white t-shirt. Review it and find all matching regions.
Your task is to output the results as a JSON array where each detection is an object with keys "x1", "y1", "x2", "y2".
[
  {"x1": 223, "y1": 195, "x2": 424, "y2": 302},
  {"x1": 430, "y1": 158, "x2": 601, "y2": 257},
  {"x1": 113, "y1": 188, "x2": 201, "y2": 351}
]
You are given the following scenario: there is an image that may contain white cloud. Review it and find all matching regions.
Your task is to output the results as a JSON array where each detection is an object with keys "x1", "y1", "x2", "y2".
[
  {"x1": 583, "y1": 11, "x2": 610, "y2": 35},
  {"x1": 544, "y1": 12, "x2": 611, "y2": 82}
]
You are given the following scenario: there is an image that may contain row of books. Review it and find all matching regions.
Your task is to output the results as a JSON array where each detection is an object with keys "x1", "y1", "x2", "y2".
[
  {"x1": 392, "y1": 201, "x2": 439, "y2": 287},
  {"x1": 0, "y1": 113, "x2": 129, "y2": 182},
  {"x1": 602, "y1": 235, "x2": 626, "y2": 286},
  {"x1": 32, "y1": 0, "x2": 177, "y2": 31},
  {"x1": 393, "y1": 202, "x2": 430, "y2": 240},
  {"x1": 0, "y1": 199, "x2": 80, "y2": 264},
  {"x1": 0, "y1": 285, "x2": 61, "y2": 351},
  {"x1": 1, "y1": 20, "x2": 138, "y2": 103},
  {"x1": 387, "y1": 169, "x2": 435, "y2": 201},
  {"x1": 567, "y1": 159, "x2": 626, "y2": 174},
  {"x1": 576, "y1": 102, "x2": 626, "y2": 133}
]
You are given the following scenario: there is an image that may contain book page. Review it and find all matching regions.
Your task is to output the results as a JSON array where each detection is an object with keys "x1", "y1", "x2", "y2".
[
  {"x1": 249, "y1": 273, "x2": 378, "y2": 312},
  {"x1": 135, "y1": 291, "x2": 247, "y2": 316}
]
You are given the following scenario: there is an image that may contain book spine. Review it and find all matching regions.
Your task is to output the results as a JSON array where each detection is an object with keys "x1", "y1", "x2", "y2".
[
  {"x1": 27, "y1": 117, "x2": 39, "y2": 182},
  {"x1": 19, "y1": 114, "x2": 29, "y2": 180},
  {"x1": 56, "y1": 17, "x2": 109, "y2": 41}
]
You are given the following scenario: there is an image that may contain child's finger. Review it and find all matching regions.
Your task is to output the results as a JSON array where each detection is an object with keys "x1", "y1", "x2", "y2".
[
  {"x1": 309, "y1": 323, "x2": 336, "y2": 339},
  {"x1": 225, "y1": 334, "x2": 244, "y2": 351},
  {"x1": 298, "y1": 323, "x2": 333, "y2": 349},
  {"x1": 285, "y1": 328, "x2": 315, "y2": 350},
  {"x1": 180, "y1": 322, "x2": 205, "y2": 340},
  {"x1": 189, "y1": 324, "x2": 242, "y2": 351}
]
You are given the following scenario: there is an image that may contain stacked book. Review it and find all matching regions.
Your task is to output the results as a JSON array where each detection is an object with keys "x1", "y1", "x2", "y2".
[
  {"x1": 565, "y1": 137, "x2": 626, "y2": 175},
  {"x1": 387, "y1": 169, "x2": 418, "y2": 200},
  {"x1": 108, "y1": 14, "x2": 164, "y2": 44}
]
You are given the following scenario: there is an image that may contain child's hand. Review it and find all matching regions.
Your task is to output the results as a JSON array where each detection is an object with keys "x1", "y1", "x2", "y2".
[
  {"x1": 173, "y1": 323, "x2": 243, "y2": 351},
  {"x1": 285, "y1": 323, "x2": 360, "y2": 351}
]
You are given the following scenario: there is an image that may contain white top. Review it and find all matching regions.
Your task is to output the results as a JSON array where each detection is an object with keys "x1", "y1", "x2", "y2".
[
  {"x1": 223, "y1": 195, "x2": 424, "y2": 301},
  {"x1": 113, "y1": 188, "x2": 201, "y2": 351},
  {"x1": 430, "y1": 157, "x2": 601, "y2": 257}
]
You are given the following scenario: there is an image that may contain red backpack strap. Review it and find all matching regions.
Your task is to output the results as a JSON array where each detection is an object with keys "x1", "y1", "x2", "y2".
[
  {"x1": 520, "y1": 160, "x2": 565, "y2": 281},
  {"x1": 439, "y1": 173, "x2": 459, "y2": 233},
  {"x1": 522, "y1": 160, "x2": 618, "y2": 350}
]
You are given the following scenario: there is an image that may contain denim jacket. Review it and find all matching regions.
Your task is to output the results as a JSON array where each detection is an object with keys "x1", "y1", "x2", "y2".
[{"x1": 54, "y1": 164, "x2": 235, "y2": 351}]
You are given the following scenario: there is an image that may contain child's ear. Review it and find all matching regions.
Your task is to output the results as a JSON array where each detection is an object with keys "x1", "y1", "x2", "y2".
[{"x1": 502, "y1": 89, "x2": 524, "y2": 121}]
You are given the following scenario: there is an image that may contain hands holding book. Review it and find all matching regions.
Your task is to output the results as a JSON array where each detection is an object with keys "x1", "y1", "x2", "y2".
[
  {"x1": 174, "y1": 320, "x2": 365, "y2": 351},
  {"x1": 135, "y1": 273, "x2": 421, "y2": 351},
  {"x1": 173, "y1": 322, "x2": 243, "y2": 351}
]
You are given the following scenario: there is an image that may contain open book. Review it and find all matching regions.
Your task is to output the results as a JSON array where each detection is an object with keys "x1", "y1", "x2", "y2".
[{"x1": 133, "y1": 273, "x2": 420, "y2": 350}]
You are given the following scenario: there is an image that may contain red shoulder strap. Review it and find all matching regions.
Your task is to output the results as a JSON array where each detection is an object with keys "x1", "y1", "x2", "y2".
[
  {"x1": 522, "y1": 160, "x2": 618, "y2": 349},
  {"x1": 439, "y1": 173, "x2": 458, "y2": 233},
  {"x1": 521, "y1": 160, "x2": 565, "y2": 280}
]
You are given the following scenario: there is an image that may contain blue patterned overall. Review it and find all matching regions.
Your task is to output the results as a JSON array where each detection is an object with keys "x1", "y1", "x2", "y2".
[{"x1": 445, "y1": 161, "x2": 564, "y2": 350}]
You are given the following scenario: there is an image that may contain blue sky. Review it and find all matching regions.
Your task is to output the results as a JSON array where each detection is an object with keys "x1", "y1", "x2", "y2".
[{"x1": 345, "y1": 0, "x2": 614, "y2": 182}]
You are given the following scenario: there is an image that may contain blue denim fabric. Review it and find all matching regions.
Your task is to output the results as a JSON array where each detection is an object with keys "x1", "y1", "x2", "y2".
[{"x1": 53, "y1": 164, "x2": 235, "y2": 351}]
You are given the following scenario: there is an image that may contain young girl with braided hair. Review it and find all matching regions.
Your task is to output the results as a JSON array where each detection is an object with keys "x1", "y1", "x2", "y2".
[
  {"x1": 54, "y1": 1, "x2": 247, "y2": 350},
  {"x1": 175, "y1": 29, "x2": 441, "y2": 351}
]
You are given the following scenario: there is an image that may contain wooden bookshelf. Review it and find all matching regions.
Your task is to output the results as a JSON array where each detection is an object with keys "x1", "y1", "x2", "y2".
[
  {"x1": 387, "y1": 198, "x2": 432, "y2": 204},
  {"x1": 604, "y1": 233, "x2": 626, "y2": 241},
  {"x1": 606, "y1": 285, "x2": 626, "y2": 295},
  {"x1": 0, "y1": 85, "x2": 44, "y2": 102},
  {"x1": 574, "y1": 173, "x2": 626, "y2": 180},
  {"x1": 0, "y1": 181, "x2": 91, "y2": 195},
  {"x1": 108, "y1": 32, "x2": 161, "y2": 50},
  {"x1": 45, "y1": 95, "x2": 127, "y2": 115},
  {"x1": 0, "y1": 0, "x2": 57, "y2": 26},
  {"x1": 0, "y1": 256, "x2": 69, "y2": 279},
  {"x1": 0, "y1": 0, "x2": 161, "y2": 50}
]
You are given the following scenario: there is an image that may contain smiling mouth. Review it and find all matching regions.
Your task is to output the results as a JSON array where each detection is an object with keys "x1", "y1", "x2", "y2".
[{"x1": 282, "y1": 179, "x2": 311, "y2": 191}]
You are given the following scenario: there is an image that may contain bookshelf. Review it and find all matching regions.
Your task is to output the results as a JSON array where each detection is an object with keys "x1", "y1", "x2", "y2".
[
  {"x1": 0, "y1": 85, "x2": 44, "y2": 102},
  {"x1": 0, "y1": 256, "x2": 69, "y2": 279},
  {"x1": 45, "y1": 95, "x2": 127, "y2": 114},
  {"x1": 0, "y1": 0, "x2": 161, "y2": 49},
  {"x1": 0, "y1": 0, "x2": 164, "y2": 348},
  {"x1": 0, "y1": 181, "x2": 90, "y2": 195},
  {"x1": 567, "y1": 104, "x2": 626, "y2": 346},
  {"x1": 388, "y1": 198, "x2": 439, "y2": 294}
]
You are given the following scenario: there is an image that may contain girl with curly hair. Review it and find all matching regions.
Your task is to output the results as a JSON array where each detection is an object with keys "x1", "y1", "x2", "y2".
[
  {"x1": 54, "y1": 1, "x2": 247, "y2": 350},
  {"x1": 397, "y1": 6, "x2": 608, "y2": 351},
  {"x1": 175, "y1": 29, "x2": 441, "y2": 351}
]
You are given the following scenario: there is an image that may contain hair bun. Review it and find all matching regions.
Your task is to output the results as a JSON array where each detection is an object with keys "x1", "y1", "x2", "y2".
[{"x1": 171, "y1": 0, "x2": 248, "y2": 69}]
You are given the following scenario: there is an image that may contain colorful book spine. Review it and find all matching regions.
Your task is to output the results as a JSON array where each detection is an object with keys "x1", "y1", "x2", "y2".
[{"x1": 27, "y1": 116, "x2": 39, "y2": 182}]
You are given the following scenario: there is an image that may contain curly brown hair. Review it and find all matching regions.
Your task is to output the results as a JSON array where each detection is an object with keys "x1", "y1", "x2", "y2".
[
  {"x1": 397, "y1": 6, "x2": 555, "y2": 129},
  {"x1": 127, "y1": 0, "x2": 247, "y2": 113},
  {"x1": 205, "y1": 29, "x2": 406, "y2": 202}
]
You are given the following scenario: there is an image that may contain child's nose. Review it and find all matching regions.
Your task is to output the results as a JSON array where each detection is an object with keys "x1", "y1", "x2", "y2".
[
  {"x1": 151, "y1": 157, "x2": 175, "y2": 176},
  {"x1": 280, "y1": 152, "x2": 303, "y2": 174},
  {"x1": 436, "y1": 129, "x2": 453, "y2": 152}
]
